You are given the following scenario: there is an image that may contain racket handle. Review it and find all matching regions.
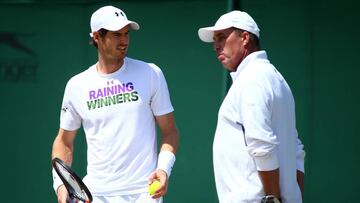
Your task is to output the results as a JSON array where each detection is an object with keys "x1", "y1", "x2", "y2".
[{"x1": 66, "y1": 196, "x2": 77, "y2": 203}]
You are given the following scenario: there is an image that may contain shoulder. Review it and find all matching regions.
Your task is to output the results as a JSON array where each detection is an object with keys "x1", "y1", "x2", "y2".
[
  {"x1": 244, "y1": 59, "x2": 278, "y2": 82},
  {"x1": 234, "y1": 59, "x2": 281, "y2": 96},
  {"x1": 126, "y1": 57, "x2": 148, "y2": 67},
  {"x1": 66, "y1": 64, "x2": 96, "y2": 87},
  {"x1": 125, "y1": 57, "x2": 163, "y2": 74}
]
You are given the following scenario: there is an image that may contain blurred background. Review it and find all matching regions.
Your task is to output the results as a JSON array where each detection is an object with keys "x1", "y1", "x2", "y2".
[{"x1": 0, "y1": 0, "x2": 359, "y2": 202}]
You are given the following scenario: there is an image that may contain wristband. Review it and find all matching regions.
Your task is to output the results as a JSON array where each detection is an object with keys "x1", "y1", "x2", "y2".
[
  {"x1": 157, "y1": 151, "x2": 176, "y2": 177},
  {"x1": 52, "y1": 168, "x2": 63, "y2": 193}
]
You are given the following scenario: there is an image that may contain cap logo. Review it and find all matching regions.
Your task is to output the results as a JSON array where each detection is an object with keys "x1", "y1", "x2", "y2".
[{"x1": 115, "y1": 12, "x2": 124, "y2": 17}]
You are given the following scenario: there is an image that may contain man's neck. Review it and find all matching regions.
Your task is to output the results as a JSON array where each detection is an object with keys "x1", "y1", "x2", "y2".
[{"x1": 97, "y1": 57, "x2": 124, "y2": 74}]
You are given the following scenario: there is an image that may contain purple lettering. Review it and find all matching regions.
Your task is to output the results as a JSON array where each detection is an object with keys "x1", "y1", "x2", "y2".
[
  {"x1": 117, "y1": 84, "x2": 126, "y2": 93},
  {"x1": 97, "y1": 89, "x2": 104, "y2": 98},
  {"x1": 126, "y1": 82, "x2": 134, "y2": 91},
  {"x1": 106, "y1": 86, "x2": 115, "y2": 96},
  {"x1": 89, "y1": 90, "x2": 96, "y2": 100}
]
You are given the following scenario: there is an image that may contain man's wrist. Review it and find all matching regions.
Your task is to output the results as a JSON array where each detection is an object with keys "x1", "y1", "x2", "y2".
[
  {"x1": 157, "y1": 151, "x2": 176, "y2": 177},
  {"x1": 52, "y1": 168, "x2": 64, "y2": 193},
  {"x1": 261, "y1": 195, "x2": 281, "y2": 203}
]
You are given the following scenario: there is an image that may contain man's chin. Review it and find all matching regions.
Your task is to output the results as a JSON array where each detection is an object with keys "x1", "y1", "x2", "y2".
[
  {"x1": 116, "y1": 53, "x2": 127, "y2": 59},
  {"x1": 221, "y1": 63, "x2": 236, "y2": 72}
]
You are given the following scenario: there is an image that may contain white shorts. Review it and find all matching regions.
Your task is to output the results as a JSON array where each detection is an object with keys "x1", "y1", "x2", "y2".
[{"x1": 92, "y1": 193, "x2": 163, "y2": 203}]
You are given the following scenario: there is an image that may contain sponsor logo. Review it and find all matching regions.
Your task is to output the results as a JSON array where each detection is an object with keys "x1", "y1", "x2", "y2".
[{"x1": 0, "y1": 32, "x2": 38, "y2": 83}]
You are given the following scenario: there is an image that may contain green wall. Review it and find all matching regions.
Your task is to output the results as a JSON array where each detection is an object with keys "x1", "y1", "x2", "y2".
[
  {"x1": 241, "y1": 0, "x2": 360, "y2": 202},
  {"x1": 0, "y1": 1, "x2": 226, "y2": 202},
  {"x1": 1, "y1": 0, "x2": 359, "y2": 202}
]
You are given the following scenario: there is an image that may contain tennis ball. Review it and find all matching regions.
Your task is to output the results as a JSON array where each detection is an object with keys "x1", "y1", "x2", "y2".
[{"x1": 148, "y1": 180, "x2": 161, "y2": 196}]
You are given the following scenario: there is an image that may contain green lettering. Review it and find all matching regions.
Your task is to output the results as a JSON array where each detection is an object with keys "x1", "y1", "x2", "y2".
[
  {"x1": 106, "y1": 96, "x2": 117, "y2": 106},
  {"x1": 131, "y1": 91, "x2": 139, "y2": 101},
  {"x1": 123, "y1": 93, "x2": 131, "y2": 102},
  {"x1": 87, "y1": 100, "x2": 97, "y2": 110},
  {"x1": 100, "y1": 97, "x2": 109, "y2": 107},
  {"x1": 117, "y1": 93, "x2": 124, "y2": 103}
]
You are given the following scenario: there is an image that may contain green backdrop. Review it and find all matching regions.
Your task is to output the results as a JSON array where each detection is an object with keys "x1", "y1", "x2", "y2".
[{"x1": 0, "y1": 0, "x2": 359, "y2": 202}]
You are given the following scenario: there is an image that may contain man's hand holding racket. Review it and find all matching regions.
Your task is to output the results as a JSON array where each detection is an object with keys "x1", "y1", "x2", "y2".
[
  {"x1": 52, "y1": 158, "x2": 92, "y2": 203},
  {"x1": 57, "y1": 185, "x2": 74, "y2": 203}
]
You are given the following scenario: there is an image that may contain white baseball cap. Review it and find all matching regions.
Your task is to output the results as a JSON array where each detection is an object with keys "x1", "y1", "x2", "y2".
[
  {"x1": 90, "y1": 5, "x2": 140, "y2": 37},
  {"x1": 198, "y1": 10, "x2": 260, "y2": 42}
]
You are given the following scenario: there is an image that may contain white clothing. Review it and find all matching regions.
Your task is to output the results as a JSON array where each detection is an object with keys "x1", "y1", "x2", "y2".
[
  {"x1": 60, "y1": 57, "x2": 174, "y2": 196},
  {"x1": 93, "y1": 193, "x2": 162, "y2": 203},
  {"x1": 213, "y1": 51, "x2": 305, "y2": 203}
]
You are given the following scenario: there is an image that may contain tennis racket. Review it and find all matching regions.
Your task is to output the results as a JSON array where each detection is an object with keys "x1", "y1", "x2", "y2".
[{"x1": 52, "y1": 157, "x2": 93, "y2": 203}]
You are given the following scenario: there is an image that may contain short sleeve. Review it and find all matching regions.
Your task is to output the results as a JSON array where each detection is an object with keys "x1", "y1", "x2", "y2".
[
  {"x1": 149, "y1": 64, "x2": 174, "y2": 116},
  {"x1": 59, "y1": 79, "x2": 82, "y2": 131}
]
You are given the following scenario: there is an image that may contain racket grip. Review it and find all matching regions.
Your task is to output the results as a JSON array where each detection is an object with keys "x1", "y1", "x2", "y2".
[{"x1": 66, "y1": 196, "x2": 77, "y2": 203}]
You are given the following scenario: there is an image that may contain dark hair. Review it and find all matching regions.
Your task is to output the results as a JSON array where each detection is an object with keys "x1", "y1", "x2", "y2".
[
  {"x1": 235, "y1": 28, "x2": 260, "y2": 49},
  {"x1": 90, "y1": 29, "x2": 109, "y2": 48}
]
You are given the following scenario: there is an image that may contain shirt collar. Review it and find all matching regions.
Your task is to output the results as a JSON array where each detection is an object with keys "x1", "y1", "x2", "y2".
[{"x1": 230, "y1": 50, "x2": 268, "y2": 81}]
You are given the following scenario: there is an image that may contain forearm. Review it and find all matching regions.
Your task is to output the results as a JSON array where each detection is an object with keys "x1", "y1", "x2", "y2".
[
  {"x1": 258, "y1": 169, "x2": 281, "y2": 198},
  {"x1": 51, "y1": 129, "x2": 76, "y2": 165},
  {"x1": 160, "y1": 129, "x2": 179, "y2": 154},
  {"x1": 156, "y1": 112, "x2": 179, "y2": 154},
  {"x1": 51, "y1": 129, "x2": 77, "y2": 195},
  {"x1": 154, "y1": 113, "x2": 179, "y2": 178},
  {"x1": 52, "y1": 137, "x2": 73, "y2": 165}
]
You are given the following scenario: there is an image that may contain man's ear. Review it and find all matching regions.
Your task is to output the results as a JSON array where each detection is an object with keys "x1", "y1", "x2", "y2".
[
  {"x1": 92, "y1": 32, "x2": 100, "y2": 43},
  {"x1": 241, "y1": 31, "x2": 251, "y2": 46}
]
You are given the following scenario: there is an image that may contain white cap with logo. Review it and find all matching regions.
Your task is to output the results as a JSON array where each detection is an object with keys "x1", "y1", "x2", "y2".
[
  {"x1": 90, "y1": 5, "x2": 140, "y2": 37},
  {"x1": 198, "y1": 10, "x2": 260, "y2": 42}
]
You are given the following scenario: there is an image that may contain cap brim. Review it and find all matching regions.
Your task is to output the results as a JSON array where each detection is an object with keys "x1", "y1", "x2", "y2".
[
  {"x1": 128, "y1": 22, "x2": 140, "y2": 30},
  {"x1": 105, "y1": 20, "x2": 140, "y2": 31},
  {"x1": 198, "y1": 27, "x2": 216, "y2": 43},
  {"x1": 198, "y1": 25, "x2": 232, "y2": 43},
  {"x1": 89, "y1": 20, "x2": 140, "y2": 37}
]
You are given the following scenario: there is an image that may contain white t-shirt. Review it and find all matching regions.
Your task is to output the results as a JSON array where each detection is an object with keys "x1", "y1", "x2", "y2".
[
  {"x1": 60, "y1": 57, "x2": 174, "y2": 196},
  {"x1": 213, "y1": 51, "x2": 305, "y2": 203}
]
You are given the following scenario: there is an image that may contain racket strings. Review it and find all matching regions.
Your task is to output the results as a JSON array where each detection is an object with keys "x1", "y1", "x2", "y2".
[{"x1": 56, "y1": 163, "x2": 88, "y2": 201}]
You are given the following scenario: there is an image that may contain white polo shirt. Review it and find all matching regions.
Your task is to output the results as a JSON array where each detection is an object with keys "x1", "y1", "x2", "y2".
[
  {"x1": 60, "y1": 57, "x2": 174, "y2": 196},
  {"x1": 213, "y1": 51, "x2": 305, "y2": 203}
]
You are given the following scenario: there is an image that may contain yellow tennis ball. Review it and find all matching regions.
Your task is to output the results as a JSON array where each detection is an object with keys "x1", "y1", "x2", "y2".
[{"x1": 148, "y1": 180, "x2": 161, "y2": 195}]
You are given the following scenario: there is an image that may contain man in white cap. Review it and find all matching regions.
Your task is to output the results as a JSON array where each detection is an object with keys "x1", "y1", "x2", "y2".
[
  {"x1": 198, "y1": 11, "x2": 305, "y2": 203},
  {"x1": 52, "y1": 5, "x2": 179, "y2": 203}
]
